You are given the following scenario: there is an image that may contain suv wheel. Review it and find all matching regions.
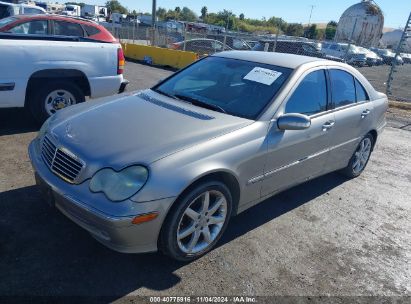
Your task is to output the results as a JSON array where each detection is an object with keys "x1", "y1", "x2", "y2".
[{"x1": 28, "y1": 80, "x2": 85, "y2": 124}]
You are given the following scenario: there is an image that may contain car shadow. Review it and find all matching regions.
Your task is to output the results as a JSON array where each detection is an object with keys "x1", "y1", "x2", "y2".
[
  {"x1": 0, "y1": 172, "x2": 347, "y2": 299},
  {"x1": 0, "y1": 108, "x2": 39, "y2": 136}
]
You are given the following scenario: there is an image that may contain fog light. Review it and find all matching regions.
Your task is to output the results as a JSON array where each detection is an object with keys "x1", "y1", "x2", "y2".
[{"x1": 132, "y1": 212, "x2": 158, "y2": 225}]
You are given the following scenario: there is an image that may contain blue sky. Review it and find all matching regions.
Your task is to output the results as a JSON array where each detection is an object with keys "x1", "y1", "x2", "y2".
[{"x1": 87, "y1": 0, "x2": 409, "y2": 28}]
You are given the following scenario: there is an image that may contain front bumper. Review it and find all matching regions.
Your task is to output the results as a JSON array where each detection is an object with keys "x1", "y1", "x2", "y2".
[{"x1": 29, "y1": 140, "x2": 175, "y2": 253}]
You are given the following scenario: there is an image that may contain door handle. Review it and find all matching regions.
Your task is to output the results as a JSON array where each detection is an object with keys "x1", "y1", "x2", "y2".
[
  {"x1": 322, "y1": 120, "x2": 335, "y2": 131},
  {"x1": 361, "y1": 109, "x2": 371, "y2": 119}
]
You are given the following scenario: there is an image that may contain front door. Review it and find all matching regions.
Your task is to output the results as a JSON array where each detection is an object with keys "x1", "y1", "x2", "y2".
[{"x1": 261, "y1": 68, "x2": 336, "y2": 197}]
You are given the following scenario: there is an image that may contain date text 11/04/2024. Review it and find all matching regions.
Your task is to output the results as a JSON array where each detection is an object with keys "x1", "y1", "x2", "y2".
[{"x1": 149, "y1": 296, "x2": 257, "y2": 303}]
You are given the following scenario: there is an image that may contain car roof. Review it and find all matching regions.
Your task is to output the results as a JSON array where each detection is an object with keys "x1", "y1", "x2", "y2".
[
  {"x1": 214, "y1": 51, "x2": 326, "y2": 69},
  {"x1": 11, "y1": 14, "x2": 99, "y2": 25}
]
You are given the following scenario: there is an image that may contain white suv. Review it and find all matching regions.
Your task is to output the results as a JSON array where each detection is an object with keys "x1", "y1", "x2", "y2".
[{"x1": 0, "y1": 1, "x2": 46, "y2": 19}]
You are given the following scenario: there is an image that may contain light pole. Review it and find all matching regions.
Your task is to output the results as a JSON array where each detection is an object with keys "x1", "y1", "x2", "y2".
[{"x1": 308, "y1": 5, "x2": 315, "y2": 26}]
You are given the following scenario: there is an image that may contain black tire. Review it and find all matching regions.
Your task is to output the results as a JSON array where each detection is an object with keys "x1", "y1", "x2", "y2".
[
  {"x1": 27, "y1": 80, "x2": 85, "y2": 124},
  {"x1": 340, "y1": 133, "x2": 374, "y2": 178},
  {"x1": 159, "y1": 180, "x2": 233, "y2": 262}
]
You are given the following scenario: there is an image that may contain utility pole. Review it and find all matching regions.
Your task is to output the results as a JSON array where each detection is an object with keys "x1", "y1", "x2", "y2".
[
  {"x1": 152, "y1": 0, "x2": 156, "y2": 27},
  {"x1": 308, "y1": 5, "x2": 315, "y2": 26},
  {"x1": 151, "y1": 0, "x2": 156, "y2": 46}
]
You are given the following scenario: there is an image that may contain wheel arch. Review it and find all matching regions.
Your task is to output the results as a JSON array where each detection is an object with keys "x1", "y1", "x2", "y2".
[
  {"x1": 368, "y1": 129, "x2": 378, "y2": 150},
  {"x1": 170, "y1": 169, "x2": 242, "y2": 217},
  {"x1": 25, "y1": 69, "x2": 90, "y2": 107}
]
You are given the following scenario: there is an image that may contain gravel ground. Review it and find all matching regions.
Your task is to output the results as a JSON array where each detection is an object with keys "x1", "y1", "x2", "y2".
[{"x1": 0, "y1": 62, "x2": 410, "y2": 300}]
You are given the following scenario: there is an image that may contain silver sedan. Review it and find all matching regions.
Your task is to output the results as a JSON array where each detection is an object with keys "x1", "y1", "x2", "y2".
[{"x1": 29, "y1": 51, "x2": 388, "y2": 261}]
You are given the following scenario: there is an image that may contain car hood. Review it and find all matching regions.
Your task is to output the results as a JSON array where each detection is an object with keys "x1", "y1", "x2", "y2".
[{"x1": 48, "y1": 90, "x2": 253, "y2": 178}]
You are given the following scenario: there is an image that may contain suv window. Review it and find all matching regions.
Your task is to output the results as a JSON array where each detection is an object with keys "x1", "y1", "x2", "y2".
[
  {"x1": 9, "y1": 20, "x2": 48, "y2": 35},
  {"x1": 23, "y1": 7, "x2": 44, "y2": 14},
  {"x1": 355, "y1": 78, "x2": 369, "y2": 102},
  {"x1": 54, "y1": 21, "x2": 84, "y2": 37},
  {"x1": 330, "y1": 69, "x2": 356, "y2": 107},
  {"x1": 285, "y1": 70, "x2": 328, "y2": 115},
  {"x1": 0, "y1": 5, "x2": 9, "y2": 19}
]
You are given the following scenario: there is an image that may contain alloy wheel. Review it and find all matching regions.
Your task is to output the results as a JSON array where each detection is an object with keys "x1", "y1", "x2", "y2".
[{"x1": 176, "y1": 190, "x2": 227, "y2": 254}]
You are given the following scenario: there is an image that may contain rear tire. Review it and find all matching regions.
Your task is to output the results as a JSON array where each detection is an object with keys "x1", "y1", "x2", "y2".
[
  {"x1": 340, "y1": 133, "x2": 374, "y2": 178},
  {"x1": 159, "y1": 180, "x2": 232, "y2": 262},
  {"x1": 27, "y1": 80, "x2": 85, "y2": 124}
]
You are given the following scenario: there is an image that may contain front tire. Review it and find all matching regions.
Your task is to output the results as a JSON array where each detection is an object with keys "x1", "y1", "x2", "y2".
[
  {"x1": 28, "y1": 80, "x2": 85, "y2": 124},
  {"x1": 159, "y1": 181, "x2": 233, "y2": 262},
  {"x1": 340, "y1": 133, "x2": 374, "y2": 178}
]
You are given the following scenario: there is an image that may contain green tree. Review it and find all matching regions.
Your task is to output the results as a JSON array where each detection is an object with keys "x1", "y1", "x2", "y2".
[
  {"x1": 285, "y1": 23, "x2": 304, "y2": 36},
  {"x1": 325, "y1": 21, "x2": 337, "y2": 40},
  {"x1": 156, "y1": 7, "x2": 167, "y2": 20},
  {"x1": 239, "y1": 13, "x2": 244, "y2": 21},
  {"x1": 180, "y1": 7, "x2": 197, "y2": 22},
  {"x1": 201, "y1": 6, "x2": 208, "y2": 20},
  {"x1": 305, "y1": 24, "x2": 317, "y2": 39},
  {"x1": 175, "y1": 7, "x2": 181, "y2": 13},
  {"x1": 105, "y1": 0, "x2": 127, "y2": 14}
]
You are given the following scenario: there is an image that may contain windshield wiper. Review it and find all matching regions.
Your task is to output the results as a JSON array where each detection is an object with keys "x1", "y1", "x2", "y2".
[
  {"x1": 151, "y1": 88, "x2": 178, "y2": 100},
  {"x1": 174, "y1": 94, "x2": 226, "y2": 113}
]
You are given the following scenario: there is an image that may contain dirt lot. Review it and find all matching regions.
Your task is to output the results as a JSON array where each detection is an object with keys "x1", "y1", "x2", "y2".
[{"x1": 0, "y1": 62, "x2": 410, "y2": 300}]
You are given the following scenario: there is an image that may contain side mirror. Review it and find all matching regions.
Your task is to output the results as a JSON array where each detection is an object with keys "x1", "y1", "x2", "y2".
[{"x1": 277, "y1": 113, "x2": 311, "y2": 131}]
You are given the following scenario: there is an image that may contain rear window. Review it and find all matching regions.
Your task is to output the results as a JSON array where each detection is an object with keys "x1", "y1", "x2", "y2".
[{"x1": 83, "y1": 24, "x2": 101, "y2": 36}]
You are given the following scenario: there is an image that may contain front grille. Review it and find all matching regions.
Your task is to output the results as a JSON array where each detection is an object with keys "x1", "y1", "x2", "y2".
[{"x1": 41, "y1": 135, "x2": 84, "y2": 183}]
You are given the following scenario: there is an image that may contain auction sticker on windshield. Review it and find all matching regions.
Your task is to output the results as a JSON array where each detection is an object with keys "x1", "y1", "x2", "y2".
[{"x1": 244, "y1": 67, "x2": 282, "y2": 85}]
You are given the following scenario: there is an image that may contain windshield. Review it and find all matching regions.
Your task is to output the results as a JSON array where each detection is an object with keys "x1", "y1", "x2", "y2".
[
  {"x1": 153, "y1": 56, "x2": 292, "y2": 120},
  {"x1": 0, "y1": 16, "x2": 16, "y2": 28}
]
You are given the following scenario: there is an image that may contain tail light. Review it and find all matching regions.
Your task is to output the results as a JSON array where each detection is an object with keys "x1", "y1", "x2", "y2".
[
  {"x1": 117, "y1": 47, "x2": 125, "y2": 75},
  {"x1": 170, "y1": 43, "x2": 179, "y2": 50}
]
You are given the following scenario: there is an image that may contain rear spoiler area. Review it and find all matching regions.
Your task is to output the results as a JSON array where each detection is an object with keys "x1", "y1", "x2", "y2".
[{"x1": 0, "y1": 33, "x2": 111, "y2": 43}]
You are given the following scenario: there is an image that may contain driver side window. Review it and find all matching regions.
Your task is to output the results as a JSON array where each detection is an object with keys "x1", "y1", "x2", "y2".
[{"x1": 285, "y1": 70, "x2": 328, "y2": 116}]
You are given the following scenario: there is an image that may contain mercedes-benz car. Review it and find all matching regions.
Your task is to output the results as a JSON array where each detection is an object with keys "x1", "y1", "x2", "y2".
[{"x1": 29, "y1": 51, "x2": 388, "y2": 261}]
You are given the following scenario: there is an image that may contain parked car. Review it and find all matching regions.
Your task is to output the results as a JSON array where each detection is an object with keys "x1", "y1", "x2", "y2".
[
  {"x1": 206, "y1": 34, "x2": 252, "y2": 50},
  {"x1": 170, "y1": 38, "x2": 232, "y2": 56},
  {"x1": 0, "y1": 33, "x2": 128, "y2": 123},
  {"x1": 400, "y1": 53, "x2": 411, "y2": 64},
  {"x1": 346, "y1": 53, "x2": 367, "y2": 67},
  {"x1": 30, "y1": 51, "x2": 388, "y2": 261},
  {"x1": 252, "y1": 40, "x2": 324, "y2": 58},
  {"x1": 0, "y1": 15, "x2": 117, "y2": 43},
  {"x1": 370, "y1": 48, "x2": 404, "y2": 65},
  {"x1": 356, "y1": 47, "x2": 383, "y2": 66},
  {"x1": 0, "y1": 1, "x2": 45, "y2": 19}
]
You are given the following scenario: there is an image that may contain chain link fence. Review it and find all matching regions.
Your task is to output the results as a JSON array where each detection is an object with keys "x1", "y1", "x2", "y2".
[{"x1": 102, "y1": 19, "x2": 411, "y2": 102}]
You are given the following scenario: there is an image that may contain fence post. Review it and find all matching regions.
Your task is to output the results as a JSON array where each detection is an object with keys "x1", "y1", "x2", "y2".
[
  {"x1": 273, "y1": 27, "x2": 280, "y2": 52},
  {"x1": 183, "y1": 23, "x2": 187, "y2": 51},
  {"x1": 223, "y1": 33, "x2": 227, "y2": 51}
]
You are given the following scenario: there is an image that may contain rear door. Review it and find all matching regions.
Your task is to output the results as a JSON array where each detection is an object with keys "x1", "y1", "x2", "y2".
[
  {"x1": 325, "y1": 68, "x2": 374, "y2": 171},
  {"x1": 261, "y1": 68, "x2": 336, "y2": 197}
]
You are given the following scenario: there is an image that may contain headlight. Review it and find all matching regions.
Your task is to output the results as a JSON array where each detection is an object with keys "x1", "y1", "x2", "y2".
[
  {"x1": 38, "y1": 117, "x2": 51, "y2": 139},
  {"x1": 89, "y1": 166, "x2": 148, "y2": 202}
]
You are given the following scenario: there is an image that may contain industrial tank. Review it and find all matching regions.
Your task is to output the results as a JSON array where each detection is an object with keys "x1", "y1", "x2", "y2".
[{"x1": 335, "y1": 0, "x2": 384, "y2": 47}]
